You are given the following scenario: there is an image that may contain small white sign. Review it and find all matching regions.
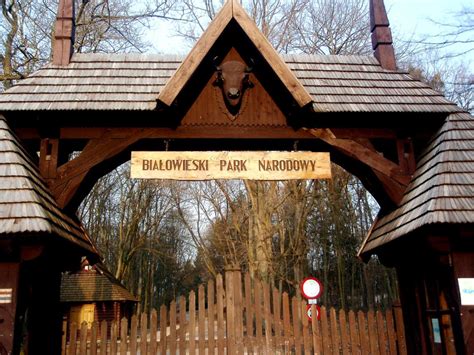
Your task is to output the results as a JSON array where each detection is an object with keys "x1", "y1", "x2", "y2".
[
  {"x1": 0, "y1": 288, "x2": 12, "y2": 304},
  {"x1": 458, "y1": 278, "x2": 474, "y2": 305}
]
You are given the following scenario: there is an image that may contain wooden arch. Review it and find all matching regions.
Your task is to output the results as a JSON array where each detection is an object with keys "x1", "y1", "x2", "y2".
[{"x1": 11, "y1": 0, "x2": 427, "y2": 215}]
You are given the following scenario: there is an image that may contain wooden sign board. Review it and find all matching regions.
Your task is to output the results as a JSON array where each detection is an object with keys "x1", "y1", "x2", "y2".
[{"x1": 131, "y1": 151, "x2": 331, "y2": 180}]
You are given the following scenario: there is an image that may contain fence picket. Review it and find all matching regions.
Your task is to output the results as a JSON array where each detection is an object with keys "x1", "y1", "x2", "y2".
[
  {"x1": 263, "y1": 281, "x2": 273, "y2": 353},
  {"x1": 368, "y1": 310, "x2": 379, "y2": 354},
  {"x1": 301, "y1": 301, "x2": 311, "y2": 355},
  {"x1": 170, "y1": 301, "x2": 177, "y2": 355},
  {"x1": 394, "y1": 306, "x2": 407, "y2": 355},
  {"x1": 150, "y1": 310, "x2": 158, "y2": 354},
  {"x1": 110, "y1": 320, "x2": 118, "y2": 355},
  {"x1": 282, "y1": 292, "x2": 292, "y2": 353},
  {"x1": 140, "y1": 312, "x2": 148, "y2": 355},
  {"x1": 68, "y1": 322, "x2": 77, "y2": 355},
  {"x1": 79, "y1": 322, "x2": 87, "y2": 355},
  {"x1": 179, "y1": 296, "x2": 187, "y2": 355},
  {"x1": 244, "y1": 273, "x2": 253, "y2": 349},
  {"x1": 330, "y1": 307, "x2": 341, "y2": 354},
  {"x1": 376, "y1": 310, "x2": 388, "y2": 354},
  {"x1": 292, "y1": 297, "x2": 301, "y2": 355},
  {"x1": 385, "y1": 309, "x2": 397, "y2": 355},
  {"x1": 339, "y1": 309, "x2": 350, "y2": 355},
  {"x1": 216, "y1": 274, "x2": 226, "y2": 354},
  {"x1": 358, "y1": 311, "x2": 369, "y2": 354},
  {"x1": 254, "y1": 279, "x2": 263, "y2": 353},
  {"x1": 348, "y1": 310, "x2": 360, "y2": 354},
  {"x1": 99, "y1": 321, "x2": 107, "y2": 355},
  {"x1": 208, "y1": 279, "x2": 216, "y2": 354},
  {"x1": 130, "y1": 315, "x2": 138, "y2": 354},
  {"x1": 120, "y1": 318, "x2": 128, "y2": 355},
  {"x1": 198, "y1": 285, "x2": 206, "y2": 355},
  {"x1": 189, "y1": 290, "x2": 196, "y2": 355},
  {"x1": 90, "y1": 321, "x2": 98, "y2": 355},
  {"x1": 311, "y1": 305, "x2": 322, "y2": 354},
  {"x1": 160, "y1": 304, "x2": 168, "y2": 355},
  {"x1": 320, "y1": 306, "x2": 331, "y2": 354},
  {"x1": 234, "y1": 270, "x2": 244, "y2": 353}
]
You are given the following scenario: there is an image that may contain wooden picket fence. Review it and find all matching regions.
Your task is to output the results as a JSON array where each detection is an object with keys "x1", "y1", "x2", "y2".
[{"x1": 63, "y1": 269, "x2": 407, "y2": 354}]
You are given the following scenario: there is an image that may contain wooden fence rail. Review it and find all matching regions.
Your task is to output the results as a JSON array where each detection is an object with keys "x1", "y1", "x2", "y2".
[{"x1": 63, "y1": 270, "x2": 406, "y2": 354}]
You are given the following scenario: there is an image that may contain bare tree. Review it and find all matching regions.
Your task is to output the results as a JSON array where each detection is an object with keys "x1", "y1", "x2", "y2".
[{"x1": 1, "y1": 0, "x2": 175, "y2": 90}]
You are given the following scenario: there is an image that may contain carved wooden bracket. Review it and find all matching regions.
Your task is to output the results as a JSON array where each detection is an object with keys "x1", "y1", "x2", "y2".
[{"x1": 307, "y1": 128, "x2": 412, "y2": 205}]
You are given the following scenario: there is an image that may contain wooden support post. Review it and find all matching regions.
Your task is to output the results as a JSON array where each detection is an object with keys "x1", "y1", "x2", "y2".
[{"x1": 39, "y1": 138, "x2": 59, "y2": 180}]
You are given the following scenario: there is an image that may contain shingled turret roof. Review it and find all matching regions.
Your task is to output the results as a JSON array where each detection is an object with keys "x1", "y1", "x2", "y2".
[
  {"x1": 359, "y1": 112, "x2": 474, "y2": 256},
  {"x1": 0, "y1": 115, "x2": 97, "y2": 255}
]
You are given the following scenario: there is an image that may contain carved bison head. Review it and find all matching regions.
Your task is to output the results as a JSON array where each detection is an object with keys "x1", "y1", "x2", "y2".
[{"x1": 213, "y1": 59, "x2": 254, "y2": 115}]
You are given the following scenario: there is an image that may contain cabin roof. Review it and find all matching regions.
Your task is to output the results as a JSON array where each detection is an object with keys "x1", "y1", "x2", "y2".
[
  {"x1": 0, "y1": 115, "x2": 98, "y2": 254},
  {"x1": 359, "y1": 112, "x2": 474, "y2": 256},
  {"x1": 60, "y1": 266, "x2": 137, "y2": 303},
  {"x1": 0, "y1": 53, "x2": 459, "y2": 113}
]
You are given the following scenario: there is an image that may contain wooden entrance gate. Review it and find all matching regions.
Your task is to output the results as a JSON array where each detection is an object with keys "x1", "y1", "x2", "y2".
[{"x1": 63, "y1": 270, "x2": 407, "y2": 354}]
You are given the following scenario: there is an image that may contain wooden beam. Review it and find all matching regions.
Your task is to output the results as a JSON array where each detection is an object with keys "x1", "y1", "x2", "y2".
[
  {"x1": 231, "y1": 0, "x2": 313, "y2": 108},
  {"x1": 157, "y1": 1, "x2": 233, "y2": 106},
  {"x1": 39, "y1": 138, "x2": 59, "y2": 180},
  {"x1": 307, "y1": 128, "x2": 410, "y2": 204},
  {"x1": 50, "y1": 129, "x2": 151, "y2": 208}
]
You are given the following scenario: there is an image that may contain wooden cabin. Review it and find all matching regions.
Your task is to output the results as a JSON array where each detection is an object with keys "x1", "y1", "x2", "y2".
[
  {"x1": 61, "y1": 263, "x2": 137, "y2": 329},
  {"x1": 0, "y1": 0, "x2": 472, "y2": 353}
]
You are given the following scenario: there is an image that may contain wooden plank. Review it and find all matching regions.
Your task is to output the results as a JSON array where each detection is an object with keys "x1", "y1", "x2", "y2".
[
  {"x1": 282, "y1": 292, "x2": 292, "y2": 352},
  {"x1": 120, "y1": 318, "x2": 128, "y2": 355},
  {"x1": 140, "y1": 312, "x2": 148, "y2": 355},
  {"x1": 330, "y1": 308, "x2": 341, "y2": 354},
  {"x1": 367, "y1": 310, "x2": 379, "y2": 354},
  {"x1": 310, "y1": 305, "x2": 322, "y2": 355},
  {"x1": 179, "y1": 296, "x2": 187, "y2": 355},
  {"x1": 244, "y1": 273, "x2": 253, "y2": 348},
  {"x1": 208, "y1": 279, "x2": 216, "y2": 354},
  {"x1": 254, "y1": 279, "x2": 263, "y2": 352},
  {"x1": 234, "y1": 270, "x2": 244, "y2": 354},
  {"x1": 199, "y1": 285, "x2": 206, "y2": 355},
  {"x1": 99, "y1": 321, "x2": 107, "y2": 355},
  {"x1": 170, "y1": 301, "x2": 177, "y2": 355},
  {"x1": 273, "y1": 288, "x2": 282, "y2": 352},
  {"x1": 68, "y1": 322, "x2": 77, "y2": 355},
  {"x1": 320, "y1": 306, "x2": 331, "y2": 354},
  {"x1": 376, "y1": 310, "x2": 388, "y2": 354},
  {"x1": 156, "y1": 0, "x2": 233, "y2": 106},
  {"x1": 292, "y1": 297, "x2": 301, "y2": 355},
  {"x1": 130, "y1": 315, "x2": 138, "y2": 355},
  {"x1": 150, "y1": 310, "x2": 158, "y2": 354},
  {"x1": 263, "y1": 281, "x2": 273, "y2": 353},
  {"x1": 301, "y1": 301, "x2": 311, "y2": 355},
  {"x1": 131, "y1": 151, "x2": 331, "y2": 181},
  {"x1": 216, "y1": 274, "x2": 226, "y2": 354},
  {"x1": 110, "y1": 320, "x2": 118, "y2": 355},
  {"x1": 78, "y1": 322, "x2": 87, "y2": 355},
  {"x1": 394, "y1": 306, "x2": 407, "y2": 355},
  {"x1": 160, "y1": 304, "x2": 168, "y2": 355},
  {"x1": 339, "y1": 309, "x2": 350, "y2": 355},
  {"x1": 225, "y1": 270, "x2": 236, "y2": 355},
  {"x1": 62, "y1": 320, "x2": 67, "y2": 355},
  {"x1": 90, "y1": 321, "x2": 98, "y2": 355},
  {"x1": 189, "y1": 290, "x2": 197, "y2": 355},
  {"x1": 231, "y1": 0, "x2": 313, "y2": 108},
  {"x1": 348, "y1": 311, "x2": 360, "y2": 354},
  {"x1": 358, "y1": 311, "x2": 369, "y2": 354},
  {"x1": 385, "y1": 309, "x2": 397, "y2": 355}
]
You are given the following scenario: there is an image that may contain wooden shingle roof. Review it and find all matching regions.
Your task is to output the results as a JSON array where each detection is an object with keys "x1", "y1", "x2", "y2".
[
  {"x1": 359, "y1": 112, "x2": 474, "y2": 255},
  {"x1": 0, "y1": 115, "x2": 97, "y2": 254},
  {"x1": 0, "y1": 53, "x2": 459, "y2": 113},
  {"x1": 60, "y1": 268, "x2": 137, "y2": 303}
]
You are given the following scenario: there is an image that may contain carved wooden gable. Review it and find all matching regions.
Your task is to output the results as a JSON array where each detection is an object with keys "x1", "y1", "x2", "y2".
[{"x1": 181, "y1": 48, "x2": 287, "y2": 127}]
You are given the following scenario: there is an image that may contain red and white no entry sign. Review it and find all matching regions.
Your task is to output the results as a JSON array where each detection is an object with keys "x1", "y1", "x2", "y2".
[
  {"x1": 300, "y1": 277, "x2": 323, "y2": 299},
  {"x1": 306, "y1": 304, "x2": 321, "y2": 321}
]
